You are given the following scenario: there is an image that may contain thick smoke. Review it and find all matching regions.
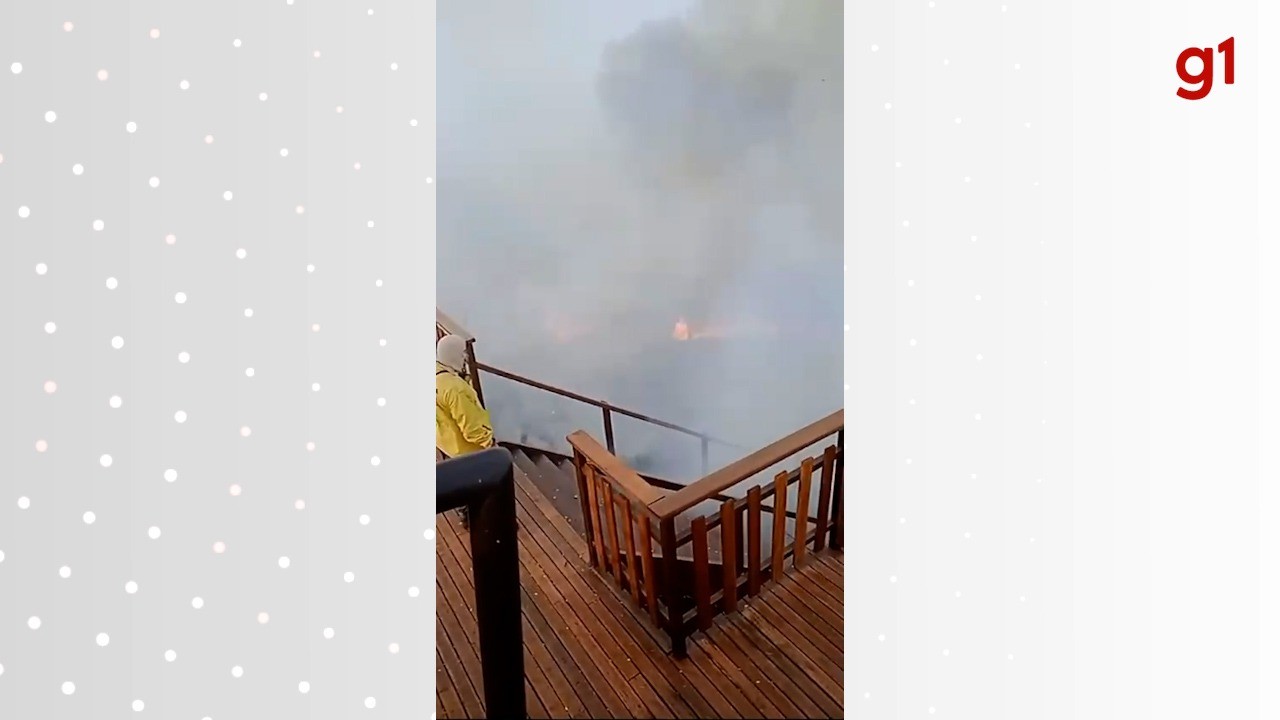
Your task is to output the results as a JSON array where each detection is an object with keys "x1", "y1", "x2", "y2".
[{"x1": 438, "y1": 0, "x2": 842, "y2": 479}]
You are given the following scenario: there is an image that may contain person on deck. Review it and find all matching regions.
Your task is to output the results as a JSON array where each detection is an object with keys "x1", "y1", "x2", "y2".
[{"x1": 436, "y1": 334, "x2": 495, "y2": 529}]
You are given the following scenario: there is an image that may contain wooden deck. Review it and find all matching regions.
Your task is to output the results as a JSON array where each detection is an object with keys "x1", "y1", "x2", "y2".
[{"x1": 436, "y1": 465, "x2": 844, "y2": 719}]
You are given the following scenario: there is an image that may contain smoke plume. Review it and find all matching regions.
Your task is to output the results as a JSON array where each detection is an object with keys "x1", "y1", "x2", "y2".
[{"x1": 438, "y1": 0, "x2": 843, "y2": 479}]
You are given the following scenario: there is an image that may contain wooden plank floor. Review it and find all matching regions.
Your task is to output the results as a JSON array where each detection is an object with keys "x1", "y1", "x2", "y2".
[{"x1": 436, "y1": 467, "x2": 845, "y2": 719}]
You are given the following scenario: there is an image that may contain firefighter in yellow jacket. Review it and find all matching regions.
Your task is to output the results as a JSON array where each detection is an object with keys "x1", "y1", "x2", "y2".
[{"x1": 436, "y1": 334, "x2": 494, "y2": 528}]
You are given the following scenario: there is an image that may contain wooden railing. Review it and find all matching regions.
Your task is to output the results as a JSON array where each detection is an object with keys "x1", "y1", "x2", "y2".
[
  {"x1": 435, "y1": 309, "x2": 738, "y2": 475},
  {"x1": 436, "y1": 307, "x2": 842, "y2": 656},
  {"x1": 568, "y1": 409, "x2": 844, "y2": 657}
]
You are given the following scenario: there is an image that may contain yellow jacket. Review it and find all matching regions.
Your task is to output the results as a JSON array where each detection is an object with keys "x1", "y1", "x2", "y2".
[{"x1": 436, "y1": 362, "x2": 494, "y2": 457}]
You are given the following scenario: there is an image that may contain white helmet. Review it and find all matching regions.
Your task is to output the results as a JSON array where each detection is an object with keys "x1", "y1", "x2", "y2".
[{"x1": 437, "y1": 334, "x2": 467, "y2": 373}]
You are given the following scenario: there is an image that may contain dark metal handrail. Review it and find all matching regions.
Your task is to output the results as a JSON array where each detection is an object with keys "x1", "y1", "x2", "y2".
[
  {"x1": 436, "y1": 448, "x2": 526, "y2": 720},
  {"x1": 435, "y1": 310, "x2": 739, "y2": 475},
  {"x1": 476, "y1": 362, "x2": 722, "y2": 442},
  {"x1": 476, "y1": 361, "x2": 740, "y2": 475}
]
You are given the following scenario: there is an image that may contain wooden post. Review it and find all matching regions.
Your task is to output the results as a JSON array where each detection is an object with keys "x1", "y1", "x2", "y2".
[
  {"x1": 691, "y1": 517, "x2": 713, "y2": 630},
  {"x1": 735, "y1": 504, "x2": 747, "y2": 578},
  {"x1": 720, "y1": 501, "x2": 738, "y2": 614},
  {"x1": 770, "y1": 472, "x2": 788, "y2": 582},
  {"x1": 659, "y1": 517, "x2": 687, "y2": 657},
  {"x1": 639, "y1": 518, "x2": 659, "y2": 626},
  {"x1": 747, "y1": 487, "x2": 762, "y2": 596},
  {"x1": 794, "y1": 458, "x2": 813, "y2": 568},
  {"x1": 602, "y1": 485, "x2": 623, "y2": 585},
  {"x1": 622, "y1": 501, "x2": 641, "y2": 606},
  {"x1": 584, "y1": 466, "x2": 608, "y2": 572},
  {"x1": 814, "y1": 446, "x2": 836, "y2": 552}
]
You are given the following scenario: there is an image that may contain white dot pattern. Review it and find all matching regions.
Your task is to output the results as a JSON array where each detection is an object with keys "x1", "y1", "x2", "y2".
[{"x1": 1, "y1": 2, "x2": 432, "y2": 715}]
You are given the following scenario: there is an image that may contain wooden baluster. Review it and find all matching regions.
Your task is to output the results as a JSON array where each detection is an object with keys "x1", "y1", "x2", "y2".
[
  {"x1": 691, "y1": 517, "x2": 713, "y2": 631},
  {"x1": 639, "y1": 517, "x2": 659, "y2": 626},
  {"x1": 834, "y1": 485, "x2": 845, "y2": 551},
  {"x1": 832, "y1": 429, "x2": 845, "y2": 551},
  {"x1": 770, "y1": 472, "x2": 788, "y2": 582},
  {"x1": 584, "y1": 465, "x2": 607, "y2": 572},
  {"x1": 719, "y1": 500, "x2": 738, "y2": 614},
  {"x1": 660, "y1": 517, "x2": 686, "y2": 657},
  {"x1": 622, "y1": 500, "x2": 641, "y2": 606},
  {"x1": 794, "y1": 458, "x2": 814, "y2": 568},
  {"x1": 814, "y1": 445, "x2": 836, "y2": 552},
  {"x1": 602, "y1": 484, "x2": 623, "y2": 586},
  {"x1": 747, "y1": 487, "x2": 763, "y2": 596},
  {"x1": 735, "y1": 505, "x2": 747, "y2": 578},
  {"x1": 574, "y1": 452, "x2": 598, "y2": 568}
]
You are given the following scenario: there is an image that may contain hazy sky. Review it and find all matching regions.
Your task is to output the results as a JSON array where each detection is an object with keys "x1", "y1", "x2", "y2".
[
  {"x1": 436, "y1": 1, "x2": 842, "y2": 470},
  {"x1": 437, "y1": 1, "x2": 695, "y2": 178}
]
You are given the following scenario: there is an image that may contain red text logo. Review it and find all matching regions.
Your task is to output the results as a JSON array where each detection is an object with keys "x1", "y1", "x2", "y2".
[{"x1": 1177, "y1": 37, "x2": 1235, "y2": 100}]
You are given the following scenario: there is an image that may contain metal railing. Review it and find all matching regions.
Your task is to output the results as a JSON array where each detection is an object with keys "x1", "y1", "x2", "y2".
[
  {"x1": 475, "y1": 361, "x2": 739, "y2": 475},
  {"x1": 435, "y1": 310, "x2": 738, "y2": 475},
  {"x1": 436, "y1": 448, "x2": 526, "y2": 719}
]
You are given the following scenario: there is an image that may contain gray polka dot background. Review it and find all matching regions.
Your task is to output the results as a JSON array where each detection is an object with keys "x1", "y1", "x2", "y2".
[{"x1": 1, "y1": 2, "x2": 435, "y2": 718}]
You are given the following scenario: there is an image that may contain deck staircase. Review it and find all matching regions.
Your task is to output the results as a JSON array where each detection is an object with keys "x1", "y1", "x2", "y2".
[
  {"x1": 436, "y1": 309, "x2": 844, "y2": 717},
  {"x1": 502, "y1": 442, "x2": 740, "y2": 558},
  {"x1": 507, "y1": 444, "x2": 587, "y2": 535},
  {"x1": 436, "y1": 453, "x2": 845, "y2": 719}
]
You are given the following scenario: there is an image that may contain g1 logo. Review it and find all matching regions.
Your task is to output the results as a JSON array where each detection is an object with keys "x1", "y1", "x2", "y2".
[{"x1": 1177, "y1": 37, "x2": 1235, "y2": 100}]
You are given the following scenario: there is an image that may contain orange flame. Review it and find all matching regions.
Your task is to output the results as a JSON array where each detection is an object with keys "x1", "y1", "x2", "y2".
[{"x1": 672, "y1": 317, "x2": 779, "y2": 342}]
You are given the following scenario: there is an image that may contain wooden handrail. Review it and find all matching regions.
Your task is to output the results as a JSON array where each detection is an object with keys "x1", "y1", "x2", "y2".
[
  {"x1": 672, "y1": 452, "x2": 838, "y2": 539},
  {"x1": 570, "y1": 411, "x2": 845, "y2": 658},
  {"x1": 649, "y1": 409, "x2": 844, "y2": 519},
  {"x1": 567, "y1": 431, "x2": 665, "y2": 513}
]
